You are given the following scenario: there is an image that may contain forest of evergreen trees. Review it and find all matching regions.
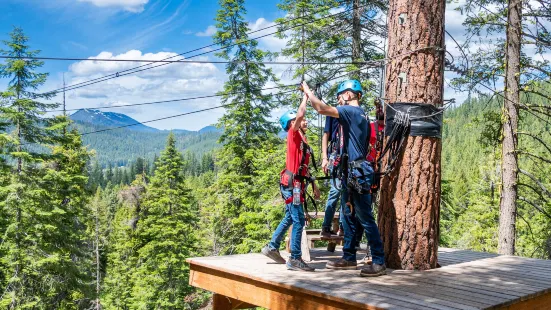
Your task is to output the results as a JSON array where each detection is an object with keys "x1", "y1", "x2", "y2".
[{"x1": 1, "y1": 0, "x2": 550, "y2": 308}]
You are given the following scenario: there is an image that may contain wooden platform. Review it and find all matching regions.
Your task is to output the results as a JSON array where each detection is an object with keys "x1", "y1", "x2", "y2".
[{"x1": 187, "y1": 247, "x2": 551, "y2": 310}]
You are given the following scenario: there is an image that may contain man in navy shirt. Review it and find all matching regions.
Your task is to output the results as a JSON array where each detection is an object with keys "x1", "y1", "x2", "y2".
[{"x1": 301, "y1": 80, "x2": 386, "y2": 277}]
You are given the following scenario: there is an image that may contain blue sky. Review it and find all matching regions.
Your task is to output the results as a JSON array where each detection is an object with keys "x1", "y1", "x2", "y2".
[{"x1": 1, "y1": 0, "x2": 475, "y2": 130}]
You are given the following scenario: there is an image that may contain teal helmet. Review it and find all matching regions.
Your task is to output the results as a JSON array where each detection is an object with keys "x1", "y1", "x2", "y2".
[
  {"x1": 279, "y1": 110, "x2": 297, "y2": 131},
  {"x1": 336, "y1": 79, "x2": 363, "y2": 98}
]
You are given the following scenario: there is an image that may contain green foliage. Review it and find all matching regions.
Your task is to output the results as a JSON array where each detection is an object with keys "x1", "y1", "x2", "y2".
[
  {"x1": 131, "y1": 133, "x2": 199, "y2": 308},
  {"x1": 0, "y1": 28, "x2": 94, "y2": 309},
  {"x1": 102, "y1": 176, "x2": 146, "y2": 309},
  {"x1": 441, "y1": 89, "x2": 551, "y2": 258},
  {"x1": 72, "y1": 120, "x2": 221, "y2": 167},
  {"x1": 205, "y1": 0, "x2": 283, "y2": 255}
]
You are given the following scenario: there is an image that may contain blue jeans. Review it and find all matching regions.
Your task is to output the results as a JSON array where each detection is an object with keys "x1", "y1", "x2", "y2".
[
  {"x1": 269, "y1": 186, "x2": 305, "y2": 259},
  {"x1": 322, "y1": 179, "x2": 341, "y2": 229},
  {"x1": 340, "y1": 190, "x2": 385, "y2": 265}
]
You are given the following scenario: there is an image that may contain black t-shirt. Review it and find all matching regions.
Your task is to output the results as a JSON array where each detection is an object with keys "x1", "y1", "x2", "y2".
[{"x1": 336, "y1": 105, "x2": 370, "y2": 162}]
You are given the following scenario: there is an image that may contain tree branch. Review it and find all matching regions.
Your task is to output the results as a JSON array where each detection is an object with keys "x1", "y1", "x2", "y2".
[
  {"x1": 518, "y1": 182, "x2": 547, "y2": 201},
  {"x1": 517, "y1": 151, "x2": 551, "y2": 165},
  {"x1": 518, "y1": 196, "x2": 551, "y2": 219},
  {"x1": 518, "y1": 132, "x2": 551, "y2": 155},
  {"x1": 519, "y1": 169, "x2": 551, "y2": 200}
]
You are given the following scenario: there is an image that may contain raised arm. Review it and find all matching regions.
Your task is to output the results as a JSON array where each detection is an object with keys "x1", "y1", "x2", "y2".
[
  {"x1": 291, "y1": 94, "x2": 308, "y2": 131},
  {"x1": 301, "y1": 81, "x2": 339, "y2": 118}
]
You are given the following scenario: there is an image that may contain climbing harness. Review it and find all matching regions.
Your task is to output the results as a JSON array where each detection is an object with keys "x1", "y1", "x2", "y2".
[{"x1": 280, "y1": 130, "x2": 319, "y2": 218}]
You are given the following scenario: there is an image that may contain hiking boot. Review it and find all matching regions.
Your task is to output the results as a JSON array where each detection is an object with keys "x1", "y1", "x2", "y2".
[
  {"x1": 320, "y1": 227, "x2": 334, "y2": 238},
  {"x1": 261, "y1": 245, "x2": 286, "y2": 264},
  {"x1": 326, "y1": 258, "x2": 358, "y2": 270},
  {"x1": 286, "y1": 258, "x2": 315, "y2": 272},
  {"x1": 360, "y1": 263, "x2": 386, "y2": 277}
]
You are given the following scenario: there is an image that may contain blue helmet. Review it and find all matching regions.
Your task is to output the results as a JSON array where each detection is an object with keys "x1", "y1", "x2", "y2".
[
  {"x1": 336, "y1": 79, "x2": 363, "y2": 98},
  {"x1": 279, "y1": 110, "x2": 297, "y2": 131}
]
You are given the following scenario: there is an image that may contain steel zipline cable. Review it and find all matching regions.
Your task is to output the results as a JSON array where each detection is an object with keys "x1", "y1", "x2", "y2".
[
  {"x1": 0, "y1": 55, "x2": 386, "y2": 66},
  {"x1": 40, "y1": 5, "x2": 366, "y2": 95},
  {"x1": 44, "y1": 45, "x2": 443, "y2": 113},
  {"x1": 17, "y1": 66, "x2": 375, "y2": 146},
  {"x1": 47, "y1": 84, "x2": 297, "y2": 112}
]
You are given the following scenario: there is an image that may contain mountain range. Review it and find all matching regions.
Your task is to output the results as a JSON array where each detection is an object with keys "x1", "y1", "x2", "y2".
[
  {"x1": 69, "y1": 109, "x2": 221, "y2": 167},
  {"x1": 70, "y1": 109, "x2": 218, "y2": 134}
]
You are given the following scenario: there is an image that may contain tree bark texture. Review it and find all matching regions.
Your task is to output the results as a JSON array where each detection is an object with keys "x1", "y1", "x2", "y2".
[
  {"x1": 351, "y1": 0, "x2": 362, "y2": 80},
  {"x1": 498, "y1": 0, "x2": 521, "y2": 255},
  {"x1": 377, "y1": 0, "x2": 445, "y2": 270}
]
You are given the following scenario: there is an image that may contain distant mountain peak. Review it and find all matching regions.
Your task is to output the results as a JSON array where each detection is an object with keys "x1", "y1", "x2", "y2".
[
  {"x1": 70, "y1": 109, "x2": 159, "y2": 132},
  {"x1": 70, "y1": 109, "x2": 222, "y2": 134}
]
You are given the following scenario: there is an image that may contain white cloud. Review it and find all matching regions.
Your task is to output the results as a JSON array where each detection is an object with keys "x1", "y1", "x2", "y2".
[
  {"x1": 77, "y1": 0, "x2": 149, "y2": 12},
  {"x1": 69, "y1": 50, "x2": 218, "y2": 80},
  {"x1": 45, "y1": 49, "x2": 227, "y2": 130},
  {"x1": 248, "y1": 18, "x2": 288, "y2": 51},
  {"x1": 196, "y1": 25, "x2": 217, "y2": 37}
]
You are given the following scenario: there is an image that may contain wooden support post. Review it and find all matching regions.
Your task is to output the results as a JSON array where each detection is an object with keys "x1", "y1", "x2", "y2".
[
  {"x1": 378, "y1": 0, "x2": 445, "y2": 270},
  {"x1": 213, "y1": 293, "x2": 256, "y2": 310}
]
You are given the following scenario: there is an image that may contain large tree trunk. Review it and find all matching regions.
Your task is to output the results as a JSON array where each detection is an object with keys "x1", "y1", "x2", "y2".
[
  {"x1": 498, "y1": 0, "x2": 521, "y2": 255},
  {"x1": 377, "y1": 0, "x2": 445, "y2": 270}
]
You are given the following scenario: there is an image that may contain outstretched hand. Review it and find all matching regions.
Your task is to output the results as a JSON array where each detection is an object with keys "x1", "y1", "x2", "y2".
[{"x1": 301, "y1": 81, "x2": 312, "y2": 97}]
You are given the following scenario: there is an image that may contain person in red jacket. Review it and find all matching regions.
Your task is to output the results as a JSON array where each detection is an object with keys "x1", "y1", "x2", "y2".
[{"x1": 261, "y1": 94, "x2": 319, "y2": 272}]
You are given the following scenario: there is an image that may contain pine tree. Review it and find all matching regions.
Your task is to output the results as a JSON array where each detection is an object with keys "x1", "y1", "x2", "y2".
[
  {"x1": 334, "y1": 0, "x2": 386, "y2": 86},
  {"x1": 113, "y1": 167, "x2": 122, "y2": 185},
  {"x1": 131, "y1": 133, "x2": 199, "y2": 308},
  {"x1": 37, "y1": 126, "x2": 93, "y2": 307},
  {"x1": 0, "y1": 93, "x2": 13, "y2": 304},
  {"x1": 102, "y1": 176, "x2": 146, "y2": 309},
  {"x1": 209, "y1": 0, "x2": 281, "y2": 254},
  {"x1": 123, "y1": 168, "x2": 131, "y2": 185},
  {"x1": 105, "y1": 162, "x2": 113, "y2": 185},
  {"x1": 276, "y1": 0, "x2": 339, "y2": 93},
  {"x1": 0, "y1": 27, "x2": 79, "y2": 308},
  {"x1": 88, "y1": 160, "x2": 104, "y2": 191},
  {"x1": 453, "y1": 0, "x2": 551, "y2": 254},
  {"x1": 87, "y1": 185, "x2": 118, "y2": 310},
  {"x1": 150, "y1": 154, "x2": 158, "y2": 176}
]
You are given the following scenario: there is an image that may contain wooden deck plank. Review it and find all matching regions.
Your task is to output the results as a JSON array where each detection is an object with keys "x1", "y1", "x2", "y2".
[
  {"x1": 196, "y1": 255, "x2": 468, "y2": 309},
  {"x1": 389, "y1": 270, "x2": 538, "y2": 296},
  {"x1": 187, "y1": 247, "x2": 551, "y2": 310},
  {"x1": 442, "y1": 262, "x2": 551, "y2": 285},
  {"x1": 370, "y1": 271, "x2": 525, "y2": 300},
  {"x1": 268, "y1": 276, "x2": 458, "y2": 310},
  {"x1": 260, "y1": 267, "x2": 479, "y2": 310},
  {"x1": 190, "y1": 263, "x2": 416, "y2": 310},
  {"x1": 320, "y1": 272, "x2": 501, "y2": 309}
]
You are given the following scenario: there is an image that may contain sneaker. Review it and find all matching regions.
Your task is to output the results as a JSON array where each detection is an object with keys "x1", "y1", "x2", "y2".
[
  {"x1": 326, "y1": 258, "x2": 358, "y2": 270},
  {"x1": 261, "y1": 245, "x2": 286, "y2": 264},
  {"x1": 320, "y1": 227, "x2": 334, "y2": 238},
  {"x1": 360, "y1": 263, "x2": 386, "y2": 277},
  {"x1": 286, "y1": 258, "x2": 315, "y2": 272}
]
